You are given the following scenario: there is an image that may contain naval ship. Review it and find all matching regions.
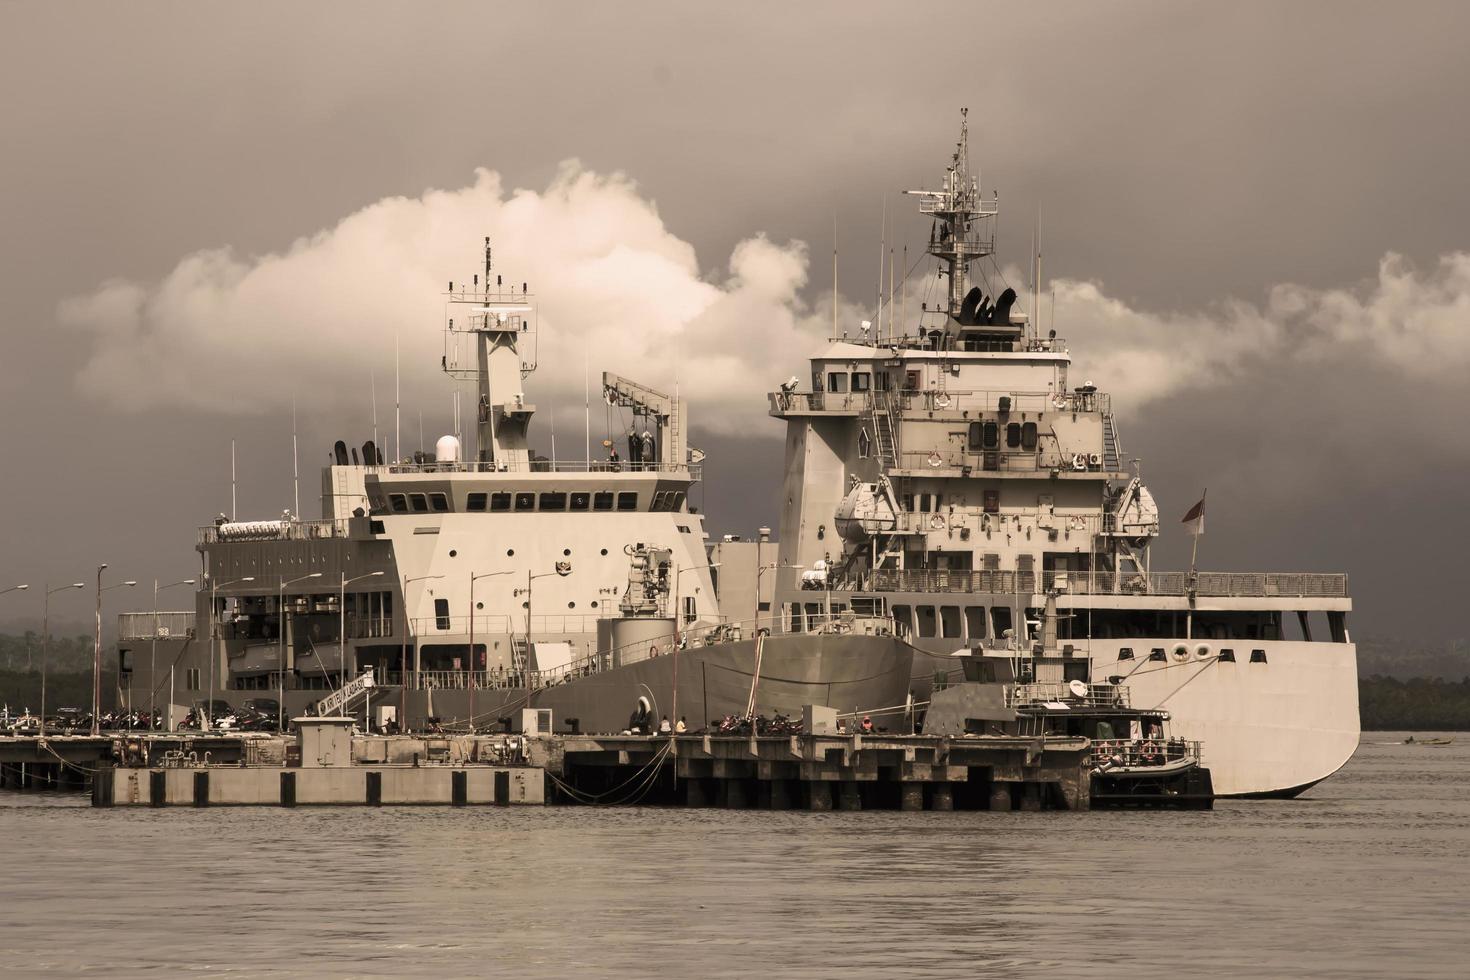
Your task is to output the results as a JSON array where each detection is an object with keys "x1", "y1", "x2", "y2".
[
  {"x1": 761, "y1": 112, "x2": 1359, "y2": 797},
  {"x1": 114, "y1": 242, "x2": 913, "y2": 738}
]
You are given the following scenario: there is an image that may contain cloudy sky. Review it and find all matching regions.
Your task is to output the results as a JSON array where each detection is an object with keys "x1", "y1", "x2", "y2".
[{"x1": 2, "y1": 1, "x2": 1466, "y2": 640}]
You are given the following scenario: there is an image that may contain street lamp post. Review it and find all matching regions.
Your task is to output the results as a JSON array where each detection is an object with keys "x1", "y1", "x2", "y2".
[
  {"x1": 339, "y1": 570, "x2": 384, "y2": 722},
  {"x1": 468, "y1": 570, "x2": 512, "y2": 733},
  {"x1": 151, "y1": 578, "x2": 196, "y2": 730},
  {"x1": 40, "y1": 583, "x2": 83, "y2": 730},
  {"x1": 208, "y1": 575, "x2": 256, "y2": 730},
  {"x1": 0, "y1": 584, "x2": 28, "y2": 597},
  {"x1": 92, "y1": 566, "x2": 137, "y2": 735},
  {"x1": 279, "y1": 572, "x2": 323, "y2": 731},
  {"x1": 401, "y1": 574, "x2": 444, "y2": 733}
]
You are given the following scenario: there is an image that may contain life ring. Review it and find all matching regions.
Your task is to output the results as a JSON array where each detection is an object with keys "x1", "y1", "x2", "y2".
[
  {"x1": 927, "y1": 451, "x2": 944, "y2": 468},
  {"x1": 929, "y1": 513, "x2": 946, "y2": 530},
  {"x1": 934, "y1": 392, "x2": 952, "y2": 409},
  {"x1": 1072, "y1": 453, "x2": 1088, "y2": 471},
  {"x1": 1195, "y1": 643, "x2": 1213, "y2": 660},
  {"x1": 1170, "y1": 643, "x2": 1190, "y2": 662},
  {"x1": 1051, "y1": 394, "x2": 1068, "y2": 410}
]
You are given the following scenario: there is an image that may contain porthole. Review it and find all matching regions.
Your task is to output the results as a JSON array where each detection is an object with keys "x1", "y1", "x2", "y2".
[
  {"x1": 600, "y1": 548, "x2": 608, "y2": 556},
  {"x1": 567, "y1": 601, "x2": 575, "y2": 609},
  {"x1": 507, "y1": 549, "x2": 515, "y2": 557},
  {"x1": 591, "y1": 601, "x2": 599, "y2": 608},
  {"x1": 563, "y1": 548, "x2": 571, "y2": 556},
  {"x1": 449, "y1": 549, "x2": 458, "y2": 557},
  {"x1": 476, "y1": 601, "x2": 484, "y2": 610},
  {"x1": 521, "y1": 601, "x2": 528, "y2": 609}
]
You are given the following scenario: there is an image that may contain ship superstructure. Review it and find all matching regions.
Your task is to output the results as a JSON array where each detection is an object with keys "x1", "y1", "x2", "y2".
[
  {"x1": 765, "y1": 113, "x2": 1359, "y2": 796},
  {"x1": 116, "y1": 241, "x2": 915, "y2": 734}
]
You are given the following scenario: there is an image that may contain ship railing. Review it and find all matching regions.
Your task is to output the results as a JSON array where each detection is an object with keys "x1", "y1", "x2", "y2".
[
  {"x1": 1090, "y1": 738, "x2": 1201, "y2": 768},
  {"x1": 770, "y1": 387, "x2": 1109, "y2": 417},
  {"x1": 198, "y1": 519, "x2": 350, "y2": 546},
  {"x1": 896, "y1": 448, "x2": 1104, "y2": 473},
  {"x1": 117, "y1": 611, "x2": 197, "y2": 641},
  {"x1": 1008, "y1": 682, "x2": 1131, "y2": 710},
  {"x1": 853, "y1": 568, "x2": 1347, "y2": 598},
  {"x1": 889, "y1": 511, "x2": 1105, "y2": 537},
  {"x1": 411, "y1": 613, "x2": 612, "y2": 636},
  {"x1": 381, "y1": 459, "x2": 700, "y2": 478},
  {"x1": 1048, "y1": 570, "x2": 1350, "y2": 598}
]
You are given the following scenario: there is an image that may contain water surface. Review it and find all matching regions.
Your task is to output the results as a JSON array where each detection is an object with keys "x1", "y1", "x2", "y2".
[{"x1": 2, "y1": 734, "x2": 1466, "y2": 978}]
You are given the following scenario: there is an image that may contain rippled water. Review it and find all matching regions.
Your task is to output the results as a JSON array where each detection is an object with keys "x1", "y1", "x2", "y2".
[{"x1": 1, "y1": 734, "x2": 1467, "y2": 978}]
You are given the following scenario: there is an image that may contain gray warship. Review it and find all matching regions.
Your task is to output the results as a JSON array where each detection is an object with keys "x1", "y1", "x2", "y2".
[{"x1": 115, "y1": 242, "x2": 913, "y2": 736}]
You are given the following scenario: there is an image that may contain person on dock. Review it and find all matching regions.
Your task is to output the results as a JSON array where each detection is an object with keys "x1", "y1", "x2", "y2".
[
  {"x1": 659, "y1": 715, "x2": 672, "y2": 734},
  {"x1": 860, "y1": 715, "x2": 874, "y2": 734},
  {"x1": 675, "y1": 716, "x2": 687, "y2": 734}
]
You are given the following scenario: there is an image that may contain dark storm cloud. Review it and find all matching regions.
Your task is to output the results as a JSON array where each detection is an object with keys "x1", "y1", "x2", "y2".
[{"x1": 2, "y1": 1, "x2": 1468, "y2": 639}]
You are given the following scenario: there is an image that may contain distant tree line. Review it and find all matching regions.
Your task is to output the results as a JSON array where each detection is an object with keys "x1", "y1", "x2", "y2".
[
  {"x1": 0, "y1": 669, "x2": 116, "y2": 714},
  {"x1": 1360, "y1": 675, "x2": 1470, "y2": 731},
  {"x1": 0, "y1": 632, "x2": 95, "y2": 674}
]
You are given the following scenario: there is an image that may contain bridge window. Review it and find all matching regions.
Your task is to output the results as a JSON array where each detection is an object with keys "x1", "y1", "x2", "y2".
[
  {"x1": 983, "y1": 490, "x2": 1000, "y2": 514},
  {"x1": 389, "y1": 494, "x2": 408, "y2": 513},
  {"x1": 852, "y1": 372, "x2": 871, "y2": 392},
  {"x1": 490, "y1": 492, "x2": 511, "y2": 512},
  {"x1": 1250, "y1": 649, "x2": 1268, "y2": 663},
  {"x1": 539, "y1": 492, "x2": 567, "y2": 511},
  {"x1": 964, "y1": 606, "x2": 987, "y2": 639},
  {"x1": 617, "y1": 492, "x2": 638, "y2": 511},
  {"x1": 570, "y1": 492, "x2": 590, "y2": 511},
  {"x1": 434, "y1": 599, "x2": 450, "y2": 631},
  {"x1": 982, "y1": 421, "x2": 999, "y2": 449},
  {"x1": 1021, "y1": 422, "x2": 1038, "y2": 451},
  {"x1": 430, "y1": 493, "x2": 449, "y2": 512},
  {"x1": 466, "y1": 492, "x2": 487, "y2": 512},
  {"x1": 1118, "y1": 647, "x2": 1134, "y2": 660},
  {"x1": 827, "y1": 372, "x2": 848, "y2": 393},
  {"x1": 968, "y1": 422, "x2": 982, "y2": 450},
  {"x1": 917, "y1": 605, "x2": 937, "y2": 638},
  {"x1": 514, "y1": 492, "x2": 535, "y2": 511},
  {"x1": 1006, "y1": 422, "x2": 1022, "y2": 448},
  {"x1": 891, "y1": 604, "x2": 914, "y2": 637},
  {"x1": 1149, "y1": 648, "x2": 1167, "y2": 661},
  {"x1": 410, "y1": 493, "x2": 429, "y2": 513},
  {"x1": 1218, "y1": 648, "x2": 1236, "y2": 662},
  {"x1": 940, "y1": 606, "x2": 962, "y2": 639}
]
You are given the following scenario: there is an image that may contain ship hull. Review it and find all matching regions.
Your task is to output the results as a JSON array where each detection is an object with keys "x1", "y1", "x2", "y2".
[
  {"x1": 427, "y1": 631, "x2": 917, "y2": 733},
  {"x1": 908, "y1": 639, "x2": 1360, "y2": 798}
]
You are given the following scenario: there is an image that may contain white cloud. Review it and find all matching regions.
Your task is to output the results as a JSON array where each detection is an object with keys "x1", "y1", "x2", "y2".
[
  {"x1": 61, "y1": 160, "x2": 1470, "y2": 463},
  {"x1": 60, "y1": 162, "x2": 834, "y2": 439}
]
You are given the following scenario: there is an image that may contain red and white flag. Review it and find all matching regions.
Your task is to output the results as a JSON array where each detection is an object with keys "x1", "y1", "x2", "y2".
[{"x1": 1181, "y1": 492, "x2": 1206, "y2": 536}]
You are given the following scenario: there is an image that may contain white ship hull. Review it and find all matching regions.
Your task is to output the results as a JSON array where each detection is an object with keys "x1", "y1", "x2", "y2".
[{"x1": 1092, "y1": 640, "x2": 1361, "y2": 797}]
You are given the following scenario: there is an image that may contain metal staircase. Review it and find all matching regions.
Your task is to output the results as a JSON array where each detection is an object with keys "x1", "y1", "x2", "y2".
[
  {"x1": 510, "y1": 634, "x2": 529, "y2": 674},
  {"x1": 316, "y1": 667, "x2": 375, "y2": 717},
  {"x1": 1101, "y1": 413, "x2": 1122, "y2": 471},
  {"x1": 868, "y1": 394, "x2": 899, "y2": 469}
]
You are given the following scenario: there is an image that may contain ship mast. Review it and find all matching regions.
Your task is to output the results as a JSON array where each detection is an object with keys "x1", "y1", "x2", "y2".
[{"x1": 905, "y1": 108, "x2": 1002, "y2": 334}]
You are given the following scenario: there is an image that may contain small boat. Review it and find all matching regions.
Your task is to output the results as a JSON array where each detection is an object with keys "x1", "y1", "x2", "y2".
[{"x1": 1404, "y1": 735, "x2": 1455, "y2": 746}]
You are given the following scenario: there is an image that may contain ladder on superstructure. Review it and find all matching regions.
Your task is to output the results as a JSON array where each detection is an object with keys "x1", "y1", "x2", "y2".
[
  {"x1": 869, "y1": 393, "x2": 899, "y2": 469},
  {"x1": 1102, "y1": 413, "x2": 1122, "y2": 472}
]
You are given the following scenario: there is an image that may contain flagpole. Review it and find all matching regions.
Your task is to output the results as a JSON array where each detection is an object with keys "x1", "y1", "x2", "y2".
[{"x1": 1186, "y1": 489, "x2": 1206, "y2": 640}]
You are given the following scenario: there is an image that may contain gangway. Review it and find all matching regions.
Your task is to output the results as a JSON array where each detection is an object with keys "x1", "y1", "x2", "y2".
[{"x1": 316, "y1": 668, "x2": 376, "y2": 718}]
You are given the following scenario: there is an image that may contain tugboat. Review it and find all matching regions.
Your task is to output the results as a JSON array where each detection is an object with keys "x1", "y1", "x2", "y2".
[{"x1": 921, "y1": 600, "x2": 1214, "y2": 808}]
